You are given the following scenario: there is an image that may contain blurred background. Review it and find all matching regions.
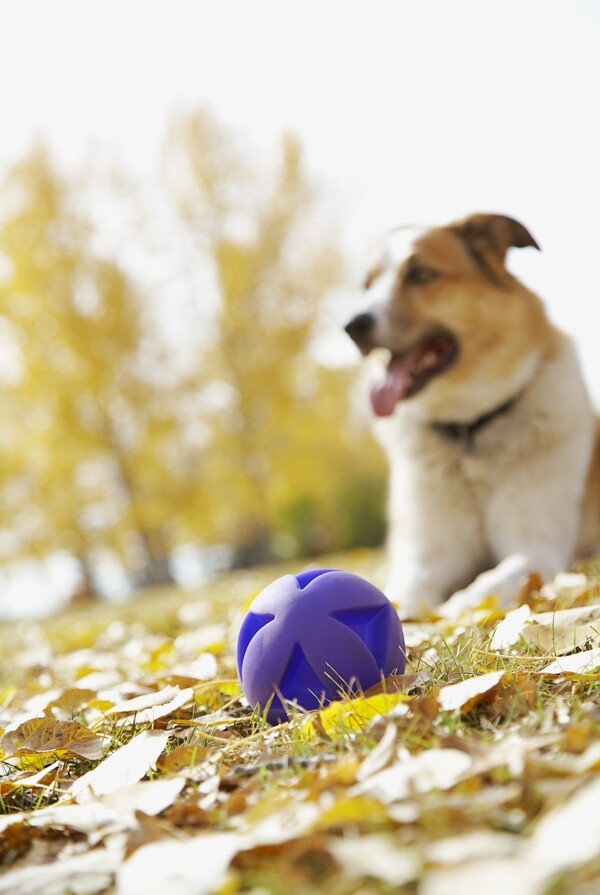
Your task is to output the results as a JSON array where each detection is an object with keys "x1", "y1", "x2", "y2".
[{"x1": 0, "y1": 0, "x2": 598, "y2": 616}]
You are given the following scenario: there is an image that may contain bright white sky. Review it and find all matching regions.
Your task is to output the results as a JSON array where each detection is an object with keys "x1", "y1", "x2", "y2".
[
  {"x1": 1, "y1": 0, "x2": 599, "y2": 383},
  {"x1": 1, "y1": 0, "x2": 599, "y2": 613}
]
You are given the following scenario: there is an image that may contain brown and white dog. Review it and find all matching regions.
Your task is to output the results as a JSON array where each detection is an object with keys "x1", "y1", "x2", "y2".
[{"x1": 345, "y1": 213, "x2": 600, "y2": 618}]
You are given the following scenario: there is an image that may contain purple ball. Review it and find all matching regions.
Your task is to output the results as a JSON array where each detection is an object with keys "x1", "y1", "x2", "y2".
[{"x1": 236, "y1": 569, "x2": 405, "y2": 724}]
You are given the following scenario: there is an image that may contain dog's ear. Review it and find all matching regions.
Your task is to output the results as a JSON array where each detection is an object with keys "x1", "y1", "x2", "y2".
[{"x1": 451, "y1": 213, "x2": 540, "y2": 284}]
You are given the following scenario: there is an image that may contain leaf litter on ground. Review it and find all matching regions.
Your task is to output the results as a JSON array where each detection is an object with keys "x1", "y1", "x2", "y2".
[{"x1": 2, "y1": 553, "x2": 600, "y2": 893}]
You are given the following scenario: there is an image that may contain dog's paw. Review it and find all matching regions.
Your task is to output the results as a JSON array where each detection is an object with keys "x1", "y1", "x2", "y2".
[
  {"x1": 438, "y1": 554, "x2": 530, "y2": 620},
  {"x1": 385, "y1": 580, "x2": 446, "y2": 620}
]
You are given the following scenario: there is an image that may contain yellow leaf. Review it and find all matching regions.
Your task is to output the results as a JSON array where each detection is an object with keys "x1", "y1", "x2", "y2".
[
  {"x1": 44, "y1": 688, "x2": 97, "y2": 717},
  {"x1": 0, "y1": 686, "x2": 16, "y2": 707},
  {"x1": 304, "y1": 692, "x2": 411, "y2": 738},
  {"x1": 315, "y1": 795, "x2": 390, "y2": 831},
  {"x1": 194, "y1": 681, "x2": 241, "y2": 709},
  {"x1": 88, "y1": 699, "x2": 116, "y2": 713},
  {"x1": 0, "y1": 718, "x2": 104, "y2": 761}
]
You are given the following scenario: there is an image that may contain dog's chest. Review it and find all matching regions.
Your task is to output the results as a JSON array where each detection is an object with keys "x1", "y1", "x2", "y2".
[
  {"x1": 432, "y1": 410, "x2": 519, "y2": 487},
  {"x1": 458, "y1": 448, "x2": 491, "y2": 484}
]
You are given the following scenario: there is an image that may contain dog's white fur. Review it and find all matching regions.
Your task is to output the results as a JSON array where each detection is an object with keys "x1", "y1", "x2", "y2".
[{"x1": 346, "y1": 214, "x2": 600, "y2": 618}]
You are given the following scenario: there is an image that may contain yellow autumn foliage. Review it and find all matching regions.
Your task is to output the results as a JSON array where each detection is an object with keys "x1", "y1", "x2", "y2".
[{"x1": 0, "y1": 112, "x2": 385, "y2": 592}]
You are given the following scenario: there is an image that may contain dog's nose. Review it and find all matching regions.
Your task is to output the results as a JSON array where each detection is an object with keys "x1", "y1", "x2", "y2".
[{"x1": 344, "y1": 312, "x2": 375, "y2": 345}]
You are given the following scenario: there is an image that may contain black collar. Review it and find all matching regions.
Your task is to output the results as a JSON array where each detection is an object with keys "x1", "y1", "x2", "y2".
[{"x1": 433, "y1": 397, "x2": 517, "y2": 447}]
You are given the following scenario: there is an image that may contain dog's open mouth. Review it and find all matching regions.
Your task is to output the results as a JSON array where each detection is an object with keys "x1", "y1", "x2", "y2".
[{"x1": 370, "y1": 334, "x2": 458, "y2": 417}]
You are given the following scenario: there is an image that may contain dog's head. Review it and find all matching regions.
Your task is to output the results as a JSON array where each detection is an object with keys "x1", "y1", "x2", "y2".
[{"x1": 345, "y1": 213, "x2": 553, "y2": 423}]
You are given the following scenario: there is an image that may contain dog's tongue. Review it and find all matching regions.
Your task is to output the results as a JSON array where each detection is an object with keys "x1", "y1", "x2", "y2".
[
  {"x1": 370, "y1": 353, "x2": 417, "y2": 417},
  {"x1": 369, "y1": 336, "x2": 456, "y2": 417},
  {"x1": 371, "y1": 340, "x2": 445, "y2": 417}
]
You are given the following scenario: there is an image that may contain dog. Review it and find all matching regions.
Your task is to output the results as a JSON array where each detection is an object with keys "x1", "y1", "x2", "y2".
[{"x1": 345, "y1": 212, "x2": 600, "y2": 618}]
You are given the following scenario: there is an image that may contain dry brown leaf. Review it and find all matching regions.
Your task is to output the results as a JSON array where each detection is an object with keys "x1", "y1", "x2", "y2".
[
  {"x1": 0, "y1": 718, "x2": 103, "y2": 761},
  {"x1": 125, "y1": 809, "x2": 187, "y2": 858},
  {"x1": 364, "y1": 671, "x2": 430, "y2": 695},
  {"x1": 162, "y1": 794, "x2": 211, "y2": 830},
  {"x1": 409, "y1": 689, "x2": 441, "y2": 728},
  {"x1": 518, "y1": 571, "x2": 544, "y2": 604},
  {"x1": 562, "y1": 721, "x2": 596, "y2": 753},
  {"x1": 488, "y1": 674, "x2": 538, "y2": 719},
  {"x1": 0, "y1": 822, "x2": 37, "y2": 864},
  {"x1": 156, "y1": 744, "x2": 211, "y2": 774}
]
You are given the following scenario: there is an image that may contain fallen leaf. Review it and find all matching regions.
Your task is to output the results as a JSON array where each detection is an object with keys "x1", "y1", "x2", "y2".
[
  {"x1": 328, "y1": 834, "x2": 420, "y2": 887},
  {"x1": 0, "y1": 777, "x2": 186, "y2": 844},
  {"x1": 421, "y1": 858, "x2": 535, "y2": 895},
  {"x1": 540, "y1": 647, "x2": 600, "y2": 675},
  {"x1": 525, "y1": 776, "x2": 600, "y2": 885},
  {"x1": 562, "y1": 721, "x2": 596, "y2": 753},
  {"x1": 44, "y1": 688, "x2": 98, "y2": 718},
  {"x1": 157, "y1": 744, "x2": 211, "y2": 774},
  {"x1": 169, "y1": 654, "x2": 219, "y2": 681},
  {"x1": 425, "y1": 829, "x2": 518, "y2": 864},
  {"x1": 364, "y1": 670, "x2": 431, "y2": 695},
  {"x1": 490, "y1": 605, "x2": 531, "y2": 650},
  {"x1": 305, "y1": 692, "x2": 410, "y2": 738},
  {"x1": 314, "y1": 795, "x2": 390, "y2": 831},
  {"x1": 539, "y1": 572, "x2": 589, "y2": 602},
  {"x1": 71, "y1": 730, "x2": 169, "y2": 798},
  {"x1": 531, "y1": 604, "x2": 600, "y2": 626},
  {"x1": 526, "y1": 740, "x2": 600, "y2": 777},
  {"x1": 117, "y1": 833, "x2": 239, "y2": 895},
  {"x1": 521, "y1": 620, "x2": 600, "y2": 654},
  {"x1": 0, "y1": 761, "x2": 61, "y2": 795},
  {"x1": 352, "y1": 748, "x2": 473, "y2": 803},
  {"x1": 0, "y1": 845, "x2": 120, "y2": 895},
  {"x1": 0, "y1": 718, "x2": 103, "y2": 761},
  {"x1": 356, "y1": 722, "x2": 397, "y2": 780},
  {"x1": 488, "y1": 674, "x2": 538, "y2": 719},
  {"x1": 409, "y1": 689, "x2": 442, "y2": 729},
  {"x1": 107, "y1": 686, "x2": 194, "y2": 724},
  {"x1": 118, "y1": 797, "x2": 322, "y2": 895},
  {"x1": 438, "y1": 671, "x2": 504, "y2": 713}
]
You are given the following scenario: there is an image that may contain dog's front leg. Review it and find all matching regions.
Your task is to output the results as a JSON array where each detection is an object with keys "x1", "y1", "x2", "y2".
[
  {"x1": 385, "y1": 496, "x2": 489, "y2": 619},
  {"x1": 381, "y1": 432, "x2": 489, "y2": 618}
]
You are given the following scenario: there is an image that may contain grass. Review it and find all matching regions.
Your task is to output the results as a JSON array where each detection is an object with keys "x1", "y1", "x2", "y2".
[{"x1": 1, "y1": 549, "x2": 600, "y2": 893}]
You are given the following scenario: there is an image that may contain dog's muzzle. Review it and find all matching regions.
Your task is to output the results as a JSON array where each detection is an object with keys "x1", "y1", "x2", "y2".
[{"x1": 345, "y1": 313, "x2": 375, "y2": 354}]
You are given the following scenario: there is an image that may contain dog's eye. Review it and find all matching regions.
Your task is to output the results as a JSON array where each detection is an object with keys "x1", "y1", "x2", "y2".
[{"x1": 405, "y1": 265, "x2": 440, "y2": 286}]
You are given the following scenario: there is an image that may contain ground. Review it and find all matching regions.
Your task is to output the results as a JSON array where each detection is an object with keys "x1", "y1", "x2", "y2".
[{"x1": 2, "y1": 548, "x2": 600, "y2": 894}]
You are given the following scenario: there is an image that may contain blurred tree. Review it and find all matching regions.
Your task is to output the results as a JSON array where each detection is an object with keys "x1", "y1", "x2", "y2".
[
  {"x1": 165, "y1": 113, "x2": 384, "y2": 564},
  {"x1": 0, "y1": 145, "x2": 191, "y2": 590},
  {"x1": 0, "y1": 119, "x2": 385, "y2": 597}
]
